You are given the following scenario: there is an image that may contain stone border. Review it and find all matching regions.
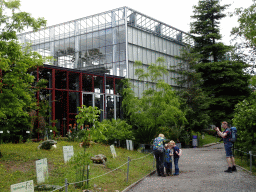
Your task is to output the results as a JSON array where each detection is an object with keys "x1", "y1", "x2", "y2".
[
  {"x1": 202, "y1": 142, "x2": 220, "y2": 147},
  {"x1": 122, "y1": 170, "x2": 156, "y2": 192}
]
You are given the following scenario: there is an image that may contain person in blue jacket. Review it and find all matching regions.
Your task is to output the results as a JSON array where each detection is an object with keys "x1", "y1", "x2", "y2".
[{"x1": 164, "y1": 144, "x2": 173, "y2": 176}]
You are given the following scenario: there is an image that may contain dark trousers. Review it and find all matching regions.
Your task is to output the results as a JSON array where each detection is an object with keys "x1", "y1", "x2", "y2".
[
  {"x1": 174, "y1": 157, "x2": 179, "y2": 175},
  {"x1": 154, "y1": 150, "x2": 164, "y2": 175},
  {"x1": 164, "y1": 162, "x2": 172, "y2": 175}
]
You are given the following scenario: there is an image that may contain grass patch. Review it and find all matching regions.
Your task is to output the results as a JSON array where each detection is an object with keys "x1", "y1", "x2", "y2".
[{"x1": 0, "y1": 141, "x2": 154, "y2": 191}]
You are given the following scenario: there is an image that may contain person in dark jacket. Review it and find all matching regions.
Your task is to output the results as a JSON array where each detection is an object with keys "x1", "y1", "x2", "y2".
[{"x1": 169, "y1": 140, "x2": 182, "y2": 176}]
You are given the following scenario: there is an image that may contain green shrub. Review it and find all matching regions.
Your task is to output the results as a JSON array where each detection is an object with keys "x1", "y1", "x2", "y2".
[{"x1": 100, "y1": 119, "x2": 134, "y2": 143}]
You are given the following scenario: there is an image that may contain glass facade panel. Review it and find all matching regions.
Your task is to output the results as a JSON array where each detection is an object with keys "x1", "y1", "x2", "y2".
[
  {"x1": 155, "y1": 36, "x2": 159, "y2": 52},
  {"x1": 142, "y1": 32, "x2": 147, "y2": 47},
  {"x1": 94, "y1": 76, "x2": 103, "y2": 93},
  {"x1": 146, "y1": 33, "x2": 151, "y2": 49},
  {"x1": 106, "y1": 95, "x2": 114, "y2": 119},
  {"x1": 95, "y1": 94, "x2": 104, "y2": 121},
  {"x1": 138, "y1": 47, "x2": 142, "y2": 61},
  {"x1": 55, "y1": 90, "x2": 68, "y2": 135},
  {"x1": 55, "y1": 70, "x2": 67, "y2": 89},
  {"x1": 83, "y1": 93, "x2": 93, "y2": 107},
  {"x1": 128, "y1": 61, "x2": 134, "y2": 79},
  {"x1": 118, "y1": 26, "x2": 126, "y2": 43},
  {"x1": 152, "y1": 52, "x2": 156, "y2": 63},
  {"x1": 138, "y1": 30, "x2": 142, "y2": 46},
  {"x1": 166, "y1": 41, "x2": 171, "y2": 55},
  {"x1": 128, "y1": 27, "x2": 132, "y2": 43},
  {"x1": 163, "y1": 40, "x2": 167, "y2": 54},
  {"x1": 147, "y1": 50, "x2": 152, "y2": 64},
  {"x1": 69, "y1": 72, "x2": 79, "y2": 90},
  {"x1": 132, "y1": 28, "x2": 137, "y2": 45},
  {"x1": 133, "y1": 46, "x2": 138, "y2": 61},
  {"x1": 116, "y1": 96, "x2": 122, "y2": 119},
  {"x1": 142, "y1": 48, "x2": 147, "y2": 64},
  {"x1": 106, "y1": 78, "x2": 114, "y2": 94},
  {"x1": 82, "y1": 74, "x2": 92, "y2": 92},
  {"x1": 128, "y1": 44, "x2": 133, "y2": 61},
  {"x1": 38, "y1": 68, "x2": 52, "y2": 88},
  {"x1": 115, "y1": 78, "x2": 122, "y2": 94},
  {"x1": 159, "y1": 38, "x2": 163, "y2": 52},
  {"x1": 69, "y1": 92, "x2": 79, "y2": 113}
]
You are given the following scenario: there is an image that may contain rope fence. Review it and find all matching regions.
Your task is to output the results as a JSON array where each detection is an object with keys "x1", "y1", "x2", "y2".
[{"x1": 50, "y1": 152, "x2": 154, "y2": 192}]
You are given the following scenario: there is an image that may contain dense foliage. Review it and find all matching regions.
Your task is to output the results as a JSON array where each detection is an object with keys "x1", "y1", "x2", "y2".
[
  {"x1": 232, "y1": 94, "x2": 256, "y2": 152},
  {"x1": 172, "y1": 47, "x2": 210, "y2": 133},
  {"x1": 0, "y1": 0, "x2": 47, "y2": 141}
]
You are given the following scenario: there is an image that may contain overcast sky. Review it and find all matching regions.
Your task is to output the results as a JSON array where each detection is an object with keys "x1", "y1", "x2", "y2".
[{"x1": 20, "y1": 0, "x2": 254, "y2": 45}]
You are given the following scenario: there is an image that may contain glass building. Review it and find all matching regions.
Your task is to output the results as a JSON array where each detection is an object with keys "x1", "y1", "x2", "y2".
[{"x1": 17, "y1": 7, "x2": 192, "y2": 137}]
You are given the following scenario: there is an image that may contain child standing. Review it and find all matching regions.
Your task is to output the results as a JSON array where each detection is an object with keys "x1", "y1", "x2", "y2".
[
  {"x1": 169, "y1": 140, "x2": 182, "y2": 176},
  {"x1": 164, "y1": 144, "x2": 173, "y2": 176}
]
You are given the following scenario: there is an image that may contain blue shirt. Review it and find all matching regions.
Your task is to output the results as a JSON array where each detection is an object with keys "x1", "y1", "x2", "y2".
[
  {"x1": 164, "y1": 148, "x2": 172, "y2": 163},
  {"x1": 223, "y1": 128, "x2": 232, "y2": 144},
  {"x1": 173, "y1": 146, "x2": 180, "y2": 159}
]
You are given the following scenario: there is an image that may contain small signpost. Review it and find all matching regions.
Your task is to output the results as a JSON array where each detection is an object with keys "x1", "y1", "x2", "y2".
[
  {"x1": 110, "y1": 144, "x2": 117, "y2": 158},
  {"x1": 126, "y1": 140, "x2": 133, "y2": 151},
  {"x1": 35, "y1": 158, "x2": 48, "y2": 184},
  {"x1": 11, "y1": 180, "x2": 34, "y2": 192},
  {"x1": 63, "y1": 146, "x2": 74, "y2": 163}
]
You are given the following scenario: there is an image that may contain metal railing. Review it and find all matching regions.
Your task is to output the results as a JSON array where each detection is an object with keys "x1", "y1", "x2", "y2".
[{"x1": 234, "y1": 148, "x2": 256, "y2": 173}]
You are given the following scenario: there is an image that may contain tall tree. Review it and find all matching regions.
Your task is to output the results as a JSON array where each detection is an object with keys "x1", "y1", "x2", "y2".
[
  {"x1": 0, "y1": 0, "x2": 47, "y2": 142},
  {"x1": 171, "y1": 47, "x2": 210, "y2": 133},
  {"x1": 190, "y1": 0, "x2": 251, "y2": 126}
]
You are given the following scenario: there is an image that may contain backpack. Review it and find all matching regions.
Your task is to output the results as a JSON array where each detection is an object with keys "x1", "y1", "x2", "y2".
[
  {"x1": 153, "y1": 137, "x2": 164, "y2": 152},
  {"x1": 229, "y1": 127, "x2": 237, "y2": 143}
]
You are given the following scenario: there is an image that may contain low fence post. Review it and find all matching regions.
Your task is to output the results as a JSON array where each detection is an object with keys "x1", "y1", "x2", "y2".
[
  {"x1": 126, "y1": 157, "x2": 130, "y2": 183},
  {"x1": 87, "y1": 164, "x2": 89, "y2": 188},
  {"x1": 249, "y1": 151, "x2": 252, "y2": 173},
  {"x1": 65, "y1": 178, "x2": 68, "y2": 192}
]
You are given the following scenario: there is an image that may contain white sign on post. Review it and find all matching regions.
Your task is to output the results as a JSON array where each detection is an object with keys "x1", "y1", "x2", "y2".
[
  {"x1": 36, "y1": 158, "x2": 48, "y2": 184},
  {"x1": 11, "y1": 180, "x2": 34, "y2": 192},
  {"x1": 63, "y1": 146, "x2": 74, "y2": 163},
  {"x1": 126, "y1": 140, "x2": 133, "y2": 151},
  {"x1": 110, "y1": 144, "x2": 117, "y2": 158}
]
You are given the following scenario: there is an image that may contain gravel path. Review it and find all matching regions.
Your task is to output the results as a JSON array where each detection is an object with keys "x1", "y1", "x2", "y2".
[{"x1": 125, "y1": 143, "x2": 256, "y2": 192}]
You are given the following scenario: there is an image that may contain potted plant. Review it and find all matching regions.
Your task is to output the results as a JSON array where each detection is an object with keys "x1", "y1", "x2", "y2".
[{"x1": 182, "y1": 133, "x2": 191, "y2": 148}]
